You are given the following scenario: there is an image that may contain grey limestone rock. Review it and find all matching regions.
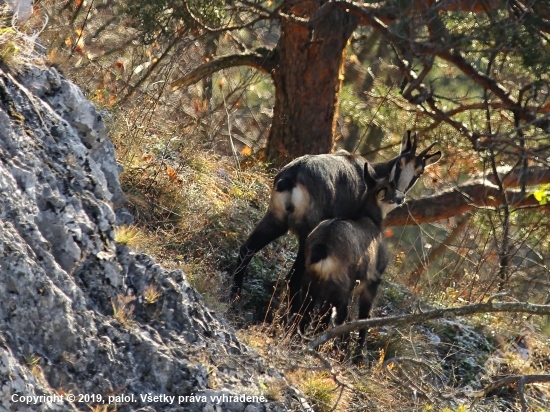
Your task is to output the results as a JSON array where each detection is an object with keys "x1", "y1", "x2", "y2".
[{"x1": 0, "y1": 65, "x2": 305, "y2": 412}]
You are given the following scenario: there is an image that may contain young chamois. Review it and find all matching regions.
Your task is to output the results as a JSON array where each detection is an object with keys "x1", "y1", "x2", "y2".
[
  {"x1": 232, "y1": 131, "x2": 441, "y2": 311},
  {"x1": 300, "y1": 162, "x2": 401, "y2": 354}
]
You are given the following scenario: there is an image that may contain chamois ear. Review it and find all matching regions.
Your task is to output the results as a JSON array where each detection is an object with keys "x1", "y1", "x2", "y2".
[
  {"x1": 417, "y1": 141, "x2": 438, "y2": 158},
  {"x1": 364, "y1": 162, "x2": 378, "y2": 189},
  {"x1": 424, "y1": 150, "x2": 442, "y2": 167},
  {"x1": 376, "y1": 188, "x2": 388, "y2": 201},
  {"x1": 389, "y1": 163, "x2": 396, "y2": 183},
  {"x1": 400, "y1": 130, "x2": 417, "y2": 155}
]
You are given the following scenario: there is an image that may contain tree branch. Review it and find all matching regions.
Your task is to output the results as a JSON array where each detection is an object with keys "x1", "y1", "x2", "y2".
[
  {"x1": 389, "y1": 48, "x2": 476, "y2": 143},
  {"x1": 171, "y1": 50, "x2": 277, "y2": 90},
  {"x1": 386, "y1": 180, "x2": 548, "y2": 226},
  {"x1": 334, "y1": 0, "x2": 550, "y2": 135},
  {"x1": 316, "y1": 0, "x2": 502, "y2": 26},
  {"x1": 485, "y1": 165, "x2": 550, "y2": 188},
  {"x1": 385, "y1": 166, "x2": 550, "y2": 226},
  {"x1": 308, "y1": 300, "x2": 550, "y2": 349}
]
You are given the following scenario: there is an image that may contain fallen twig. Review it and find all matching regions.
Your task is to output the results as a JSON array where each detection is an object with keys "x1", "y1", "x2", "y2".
[
  {"x1": 308, "y1": 298, "x2": 550, "y2": 348},
  {"x1": 467, "y1": 374, "x2": 550, "y2": 412}
]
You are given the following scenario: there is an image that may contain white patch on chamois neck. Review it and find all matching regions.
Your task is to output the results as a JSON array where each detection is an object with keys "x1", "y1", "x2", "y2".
[
  {"x1": 376, "y1": 187, "x2": 398, "y2": 218},
  {"x1": 389, "y1": 163, "x2": 396, "y2": 182},
  {"x1": 397, "y1": 162, "x2": 416, "y2": 193}
]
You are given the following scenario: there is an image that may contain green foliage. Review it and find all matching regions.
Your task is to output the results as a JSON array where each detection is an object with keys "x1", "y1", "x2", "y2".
[
  {"x1": 0, "y1": 39, "x2": 18, "y2": 61},
  {"x1": 533, "y1": 184, "x2": 550, "y2": 205},
  {"x1": 0, "y1": 22, "x2": 38, "y2": 68},
  {"x1": 298, "y1": 372, "x2": 339, "y2": 412},
  {"x1": 120, "y1": 0, "x2": 225, "y2": 44},
  {"x1": 491, "y1": 11, "x2": 550, "y2": 78},
  {"x1": 442, "y1": 8, "x2": 550, "y2": 78}
]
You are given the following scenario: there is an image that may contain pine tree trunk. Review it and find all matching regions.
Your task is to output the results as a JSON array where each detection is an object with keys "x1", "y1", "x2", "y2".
[{"x1": 266, "y1": 2, "x2": 358, "y2": 165}]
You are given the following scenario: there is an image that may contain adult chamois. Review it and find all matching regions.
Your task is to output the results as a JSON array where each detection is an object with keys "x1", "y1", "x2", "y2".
[
  {"x1": 232, "y1": 131, "x2": 441, "y2": 311},
  {"x1": 299, "y1": 161, "x2": 401, "y2": 356}
]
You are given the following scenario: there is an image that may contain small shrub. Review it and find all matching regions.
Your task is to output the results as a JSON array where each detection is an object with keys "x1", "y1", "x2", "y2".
[
  {"x1": 0, "y1": 6, "x2": 47, "y2": 69},
  {"x1": 262, "y1": 382, "x2": 283, "y2": 402},
  {"x1": 24, "y1": 353, "x2": 47, "y2": 383}
]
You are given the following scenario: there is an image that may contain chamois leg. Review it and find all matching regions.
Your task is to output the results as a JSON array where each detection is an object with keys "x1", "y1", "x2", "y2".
[
  {"x1": 286, "y1": 241, "x2": 307, "y2": 315},
  {"x1": 309, "y1": 291, "x2": 351, "y2": 355},
  {"x1": 298, "y1": 279, "x2": 316, "y2": 335},
  {"x1": 333, "y1": 291, "x2": 351, "y2": 354},
  {"x1": 356, "y1": 279, "x2": 382, "y2": 357},
  {"x1": 232, "y1": 212, "x2": 288, "y2": 297}
]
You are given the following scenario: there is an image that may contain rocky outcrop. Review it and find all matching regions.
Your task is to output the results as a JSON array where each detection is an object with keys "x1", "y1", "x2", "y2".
[{"x1": 0, "y1": 65, "x2": 307, "y2": 411}]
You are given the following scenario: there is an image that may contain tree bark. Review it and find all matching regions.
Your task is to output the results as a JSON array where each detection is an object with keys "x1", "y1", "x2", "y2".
[
  {"x1": 201, "y1": 33, "x2": 218, "y2": 112},
  {"x1": 266, "y1": 2, "x2": 359, "y2": 165}
]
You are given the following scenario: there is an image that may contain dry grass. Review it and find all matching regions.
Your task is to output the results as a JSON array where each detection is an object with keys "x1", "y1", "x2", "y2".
[
  {"x1": 111, "y1": 294, "x2": 135, "y2": 326},
  {"x1": 290, "y1": 370, "x2": 343, "y2": 412},
  {"x1": 114, "y1": 225, "x2": 144, "y2": 248},
  {"x1": 233, "y1": 282, "x2": 550, "y2": 411},
  {"x1": 142, "y1": 284, "x2": 161, "y2": 305},
  {"x1": 24, "y1": 353, "x2": 48, "y2": 385},
  {"x1": 112, "y1": 121, "x2": 286, "y2": 314}
]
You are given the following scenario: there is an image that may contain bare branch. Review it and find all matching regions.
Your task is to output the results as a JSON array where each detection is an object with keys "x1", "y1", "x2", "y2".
[
  {"x1": 518, "y1": 375, "x2": 550, "y2": 412},
  {"x1": 466, "y1": 374, "x2": 550, "y2": 411},
  {"x1": 385, "y1": 165, "x2": 550, "y2": 226},
  {"x1": 316, "y1": 0, "x2": 502, "y2": 26},
  {"x1": 389, "y1": 48, "x2": 476, "y2": 143},
  {"x1": 181, "y1": 0, "x2": 270, "y2": 33},
  {"x1": 171, "y1": 50, "x2": 277, "y2": 90},
  {"x1": 308, "y1": 300, "x2": 550, "y2": 349},
  {"x1": 334, "y1": 0, "x2": 550, "y2": 135},
  {"x1": 484, "y1": 165, "x2": 550, "y2": 188},
  {"x1": 382, "y1": 358, "x2": 434, "y2": 401},
  {"x1": 386, "y1": 179, "x2": 549, "y2": 227}
]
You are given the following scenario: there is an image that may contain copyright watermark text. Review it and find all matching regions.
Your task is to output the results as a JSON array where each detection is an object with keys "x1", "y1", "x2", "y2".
[{"x1": 11, "y1": 392, "x2": 268, "y2": 406}]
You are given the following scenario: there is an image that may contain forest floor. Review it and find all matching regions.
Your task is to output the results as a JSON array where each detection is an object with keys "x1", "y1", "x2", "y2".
[{"x1": 112, "y1": 143, "x2": 550, "y2": 411}]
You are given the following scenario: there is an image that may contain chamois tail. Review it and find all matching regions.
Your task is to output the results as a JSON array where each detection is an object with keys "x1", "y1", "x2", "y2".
[
  {"x1": 309, "y1": 243, "x2": 329, "y2": 265},
  {"x1": 275, "y1": 176, "x2": 295, "y2": 192}
]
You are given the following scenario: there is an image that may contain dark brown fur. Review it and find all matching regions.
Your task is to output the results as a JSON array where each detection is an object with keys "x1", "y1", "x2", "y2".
[
  {"x1": 232, "y1": 131, "x2": 441, "y2": 311},
  {"x1": 300, "y1": 163, "x2": 398, "y2": 355}
]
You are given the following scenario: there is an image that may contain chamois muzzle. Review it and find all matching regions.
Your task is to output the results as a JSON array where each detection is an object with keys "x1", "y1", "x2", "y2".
[{"x1": 394, "y1": 189, "x2": 406, "y2": 206}]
